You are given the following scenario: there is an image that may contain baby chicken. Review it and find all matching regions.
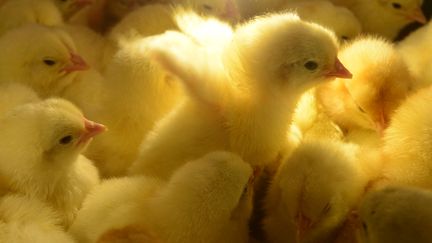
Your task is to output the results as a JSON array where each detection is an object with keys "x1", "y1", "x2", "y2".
[
  {"x1": 70, "y1": 151, "x2": 253, "y2": 243},
  {"x1": 281, "y1": 0, "x2": 362, "y2": 42},
  {"x1": 0, "y1": 194, "x2": 74, "y2": 243},
  {"x1": 330, "y1": 0, "x2": 426, "y2": 40},
  {"x1": 83, "y1": 34, "x2": 183, "y2": 177},
  {"x1": 316, "y1": 37, "x2": 414, "y2": 138},
  {"x1": 0, "y1": 24, "x2": 89, "y2": 98},
  {"x1": 129, "y1": 12, "x2": 351, "y2": 180},
  {"x1": 0, "y1": 98, "x2": 104, "y2": 227},
  {"x1": 0, "y1": 0, "x2": 63, "y2": 36},
  {"x1": 358, "y1": 186, "x2": 432, "y2": 243},
  {"x1": 264, "y1": 140, "x2": 367, "y2": 243},
  {"x1": 382, "y1": 86, "x2": 432, "y2": 189}
]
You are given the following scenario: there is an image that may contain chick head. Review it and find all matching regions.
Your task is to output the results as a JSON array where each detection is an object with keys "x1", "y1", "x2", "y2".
[
  {"x1": 358, "y1": 186, "x2": 432, "y2": 243},
  {"x1": 0, "y1": 98, "x2": 105, "y2": 172},
  {"x1": 270, "y1": 141, "x2": 365, "y2": 243},
  {"x1": 53, "y1": 0, "x2": 93, "y2": 19},
  {"x1": 377, "y1": 0, "x2": 426, "y2": 24},
  {"x1": 339, "y1": 37, "x2": 414, "y2": 133},
  {"x1": 227, "y1": 13, "x2": 352, "y2": 97},
  {"x1": 0, "y1": 25, "x2": 89, "y2": 97}
]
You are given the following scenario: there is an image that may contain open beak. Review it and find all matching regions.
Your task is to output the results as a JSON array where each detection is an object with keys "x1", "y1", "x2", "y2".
[
  {"x1": 62, "y1": 53, "x2": 89, "y2": 73},
  {"x1": 77, "y1": 118, "x2": 106, "y2": 146},
  {"x1": 326, "y1": 58, "x2": 352, "y2": 79},
  {"x1": 405, "y1": 7, "x2": 427, "y2": 24},
  {"x1": 296, "y1": 212, "x2": 313, "y2": 243}
]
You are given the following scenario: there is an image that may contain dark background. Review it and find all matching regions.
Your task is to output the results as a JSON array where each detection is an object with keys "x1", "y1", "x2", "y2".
[{"x1": 397, "y1": 1, "x2": 432, "y2": 40}]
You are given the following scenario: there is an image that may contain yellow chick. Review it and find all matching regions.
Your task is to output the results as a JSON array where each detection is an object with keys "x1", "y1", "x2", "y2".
[
  {"x1": 264, "y1": 140, "x2": 367, "y2": 243},
  {"x1": 330, "y1": 0, "x2": 426, "y2": 40},
  {"x1": 382, "y1": 86, "x2": 432, "y2": 189},
  {"x1": 70, "y1": 151, "x2": 253, "y2": 243},
  {"x1": 129, "y1": 12, "x2": 352, "y2": 180},
  {"x1": 316, "y1": 37, "x2": 415, "y2": 138},
  {"x1": 358, "y1": 186, "x2": 432, "y2": 243}
]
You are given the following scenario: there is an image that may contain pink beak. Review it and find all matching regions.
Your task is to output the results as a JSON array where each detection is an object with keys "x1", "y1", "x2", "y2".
[
  {"x1": 296, "y1": 212, "x2": 313, "y2": 243},
  {"x1": 219, "y1": 0, "x2": 240, "y2": 22},
  {"x1": 77, "y1": 118, "x2": 106, "y2": 146},
  {"x1": 405, "y1": 7, "x2": 427, "y2": 24},
  {"x1": 326, "y1": 58, "x2": 352, "y2": 79},
  {"x1": 62, "y1": 53, "x2": 89, "y2": 73}
]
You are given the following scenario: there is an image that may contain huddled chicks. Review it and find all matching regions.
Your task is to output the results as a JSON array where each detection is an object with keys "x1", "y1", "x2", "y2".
[{"x1": 0, "y1": 0, "x2": 430, "y2": 242}]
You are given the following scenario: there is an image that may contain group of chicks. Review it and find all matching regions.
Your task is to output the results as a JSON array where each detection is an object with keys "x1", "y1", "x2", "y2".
[{"x1": 0, "y1": 0, "x2": 431, "y2": 242}]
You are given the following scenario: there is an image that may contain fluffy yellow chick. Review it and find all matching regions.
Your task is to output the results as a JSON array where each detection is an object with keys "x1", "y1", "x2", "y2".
[
  {"x1": 70, "y1": 151, "x2": 253, "y2": 243},
  {"x1": 381, "y1": 86, "x2": 432, "y2": 189},
  {"x1": 0, "y1": 98, "x2": 104, "y2": 227},
  {"x1": 0, "y1": 0, "x2": 63, "y2": 36},
  {"x1": 0, "y1": 194, "x2": 74, "y2": 243},
  {"x1": 330, "y1": 0, "x2": 426, "y2": 40},
  {"x1": 129, "y1": 12, "x2": 352, "y2": 180},
  {"x1": 281, "y1": 0, "x2": 362, "y2": 42},
  {"x1": 264, "y1": 140, "x2": 367, "y2": 243},
  {"x1": 0, "y1": 24, "x2": 89, "y2": 98},
  {"x1": 358, "y1": 186, "x2": 432, "y2": 243},
  {"x1": 316, "y1": 37, "x2": 414, "y2": 138}
]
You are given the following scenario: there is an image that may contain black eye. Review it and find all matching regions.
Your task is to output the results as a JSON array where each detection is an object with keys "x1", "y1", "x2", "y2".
[
  {"x1": 304, "y1": 61, "x2": 318, "y2": 71},
  {"x1": 341, "y1": 36, "x2": 349, "y2": 41},
  {"x1": 392, "y1": 2, "x2": 402, "y2": 9},
  {"x1": 362, "y1": 221, "x2": 368, "y2": 232},
  {"x1": 202, "y1": 4, "x2": 213, "y2": 10},
  {"x1": 357, "y1": 105, "x2": 366, "y2": 114},
  {"x1": 43, "y1": 59, "x2": 57, "y2": 66},
  {"x1": 59, "y1": 135, "x2": 73, "y2": 145}
]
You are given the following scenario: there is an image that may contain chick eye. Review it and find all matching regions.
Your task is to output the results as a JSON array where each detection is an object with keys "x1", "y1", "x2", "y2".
[
  {"x1": 362, "y1": 221, "x2": 368, "y2": 232},
  {"x1": 392, "y1": 2, "x2": 402, "y2": 9},
  {"x1": 59, "y1": 135, "x2": 73, "y2": 145},
  {"x1": 202, "y1": 4, "x2": 213, "y2": 11},
  {"x1": 43, "y1": 59, "x2": 57, "y2": 66},
  {"x1": 357, "y1": 105, "x2": 366, "y2": 114},
  {"x1": 322, "y1": 203, "x2": 331, "y2": 214},
  {"x1": 304, "y1": 61, "x2": 318, "y2": 71},
  {"x1": 341, "y1": 36, "x2": 349, "y2": 41}
]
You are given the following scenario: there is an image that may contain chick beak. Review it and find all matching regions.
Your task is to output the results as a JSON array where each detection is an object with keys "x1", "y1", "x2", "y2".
[
  {"x1": 77, "y1": 118, "x2": 106, "y2": 146},
  {"x1": 219, "y1": 0, "x2": 240, "y2": 23},
  {"x1": 374, "y1": 109, "x2": 388, "y2": 136},
  {"x1": 326, "y1": 58, "x2": 352, "y2": 79},
  {"x1": 62, "y1": 53, "x2": 89, "y2": 73},
  {"x1": 405, "y1": 7, "x2": 427, "y2": 24},
  {"x1": 296, "y1": 212, "x2": 312, "y2": 243}
]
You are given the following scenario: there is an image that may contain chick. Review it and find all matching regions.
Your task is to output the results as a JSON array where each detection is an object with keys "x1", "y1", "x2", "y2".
[
  {"x1": 264, "y1": 140, "x2": 367, "y2": 243},
  {"x1": 70, "y1": 151, "x2": 253, "y2": 243},
  {"x1": 330, "y1": 0, "x2": 426, "y2": 40},
  {"x1": 281, "y1": 0, "x2": 362, "y2": 42},
  {"x1": 0, "y1": 98, "x2": 104, "y2": 227},
  {"x1": 129, "y1": 12, "x2": 352, "y2": 180},
  {"x1": 381, "y1": 86, "x2": 432, "y2": 189},
  {"x1": 316, "y1": 37, "x2": 414, "y2": 138},
  {"x1": 83, "y1": 34, "x2": 183, "y2": 177},
  {"x1": 358, "y1": 186, "x2": 432, "y2": 243},
  {"x1": 0, "y1": 194, "x2": 74, "y2": 243},
  {"x1": 0, "y1": 24, "x2": 89, "y2": 98},
  {"x1": 0, "y1": 0, "x2": 63, "y2": 36}
]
